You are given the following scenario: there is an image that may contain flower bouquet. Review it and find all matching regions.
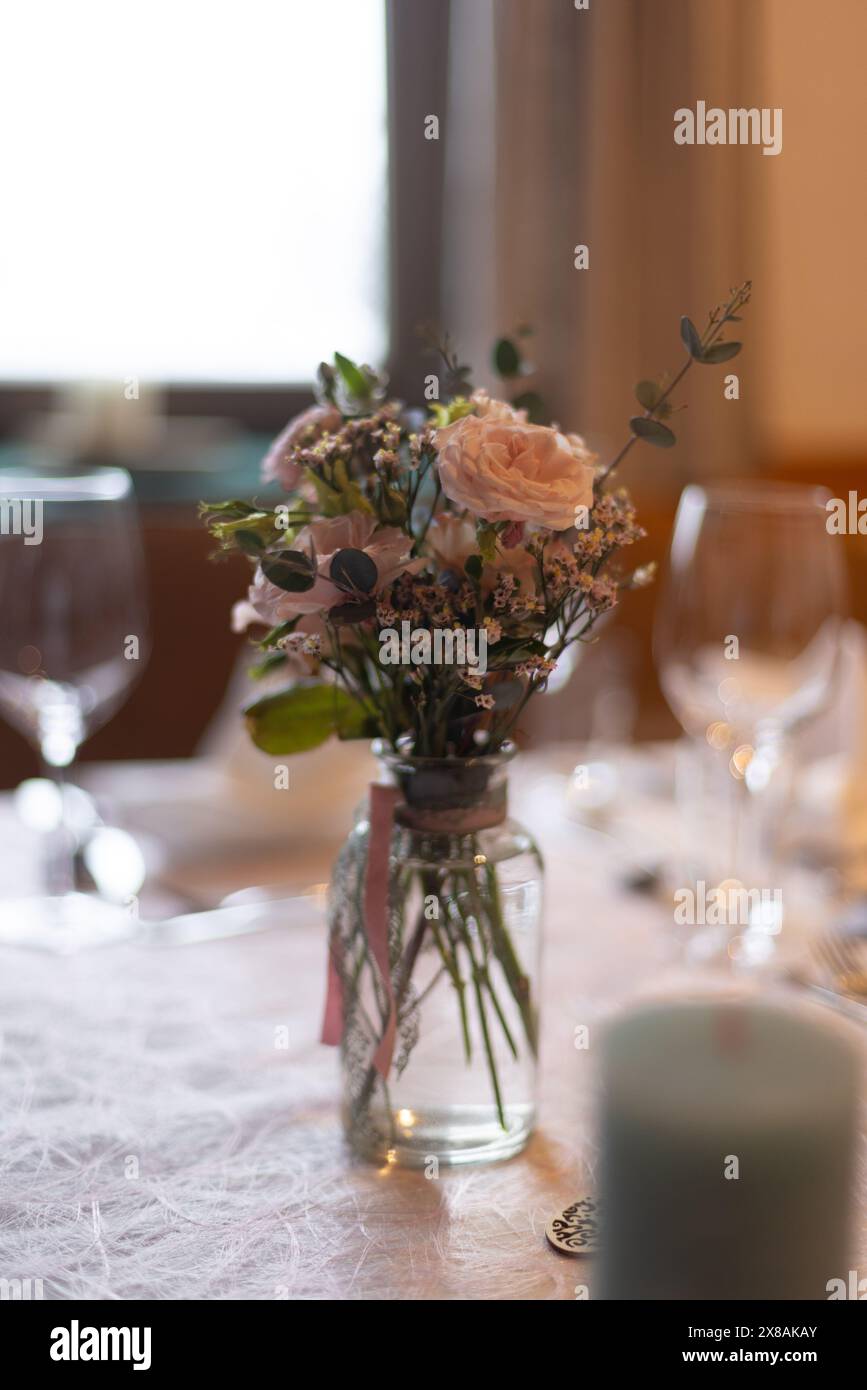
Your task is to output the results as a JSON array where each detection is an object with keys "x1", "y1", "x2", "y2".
[{"x1": 204, "y1": 284, "x2": 751, "y2": 1166}]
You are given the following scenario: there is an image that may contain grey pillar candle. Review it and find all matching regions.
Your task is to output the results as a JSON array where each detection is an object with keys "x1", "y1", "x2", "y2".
[{"x1": 596, "y1": 999, "x2": 859, "y2": 1300}]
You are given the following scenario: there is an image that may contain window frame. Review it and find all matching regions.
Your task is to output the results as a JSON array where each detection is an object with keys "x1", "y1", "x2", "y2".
[{"x1": 0, "y1": 0, "x2": 450, "y2": 440}]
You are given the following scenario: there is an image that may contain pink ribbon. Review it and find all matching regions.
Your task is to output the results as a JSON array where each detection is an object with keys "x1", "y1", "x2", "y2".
[
  {"x1": 321, "y1": 783, "x2": 400, "y2": 1079},
  {"x1": 320, "y1": 949, "x2": 344, "y2": 1047}
]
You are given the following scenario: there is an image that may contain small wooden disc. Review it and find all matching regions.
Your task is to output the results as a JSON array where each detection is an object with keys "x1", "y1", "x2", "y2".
[{"x1": 545, "y1": 1196, "x2": 600, "y2": 1256}]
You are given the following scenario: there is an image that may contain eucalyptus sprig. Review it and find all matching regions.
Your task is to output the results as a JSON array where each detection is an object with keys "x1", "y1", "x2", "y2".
[
  {"x1": 598, "y1": 280, "x2": 752, "y2": 482},
  {"x1": 418, "y1": 324, "x2": 474, "y2": 402}
]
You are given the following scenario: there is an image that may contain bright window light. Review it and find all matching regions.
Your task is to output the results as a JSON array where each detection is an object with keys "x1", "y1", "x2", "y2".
[{"x1": 0, "y1": 0, "x2": 388, "y2": 383}]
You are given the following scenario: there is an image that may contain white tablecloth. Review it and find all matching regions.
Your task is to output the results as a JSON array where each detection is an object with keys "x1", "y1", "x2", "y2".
[{"x1": 0, "y1": 755, "x2": 864, "y2": 1300}]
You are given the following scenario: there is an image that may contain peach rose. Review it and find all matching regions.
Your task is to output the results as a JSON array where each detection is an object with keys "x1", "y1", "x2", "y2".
[
  {"x1": 261, "y1": 403, "x2": 342, "y2": 491},
  {"x1": 246, "y1": 512, "x2": 420, "y2": 622},
  {"x1": 425, "y1": 513, "x2": 478, "y2": 573},
  {"x1": 481, "y1": 543, "x2": 540, "y2": 598},
  {"x1": 435, "y1": 411, "x2": 596, "y2": 531},
  {"x1": 463, "y1": 389, "x2": 528, "y2": 425}
]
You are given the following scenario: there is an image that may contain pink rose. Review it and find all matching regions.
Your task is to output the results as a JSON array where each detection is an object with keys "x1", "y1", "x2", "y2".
[
  {"x1": 464, "y1": 389, "x2": 527, "y2": 425},
  {"x1": 261, "y1": 403, "x2": 342, "y2": 491},
  {"x1": 481, "y1": 536, "x2": 576, "y2": 600},
  {"x1": 481, "y1": 543, "x2": 540, "y2": 598},
  {"x1": 435, "y1": 413, "x2": 597, "y2": 531},
  {"x1": 425, "y1": 513, "x2": 478, "y2": 572},
  {"x1": 246, "y1": 511, "x2": 420, "y2": 622}
]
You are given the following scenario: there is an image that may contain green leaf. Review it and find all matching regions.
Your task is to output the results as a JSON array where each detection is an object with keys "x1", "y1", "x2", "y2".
[
  {"x1": 200, "y1": 498, "x2": 259, "y2": 519},
  {"x1": 234, "y1": 529, "x2": 265, "y2": 557},
  {"x1": 476, "y1": 524, "x2": 497, "y2": 565},
  {"x1": 512, "y1": 390, "x2": 546, "y2": 423},
  {"x1": 330, "y1": 547, "x2": 378, "y2": 593},
  {"x1": 635, "y1": 380, "x2": 662, "y2": 411},
  {"x1": 315, "y1": 361, "x2": 337, "y2": 406},
  {"x1": 698, "y1": 341, "x2": 742, "y2": 364},
  {"x1": 243, "y1": 682, "x2": 370, "y2": 755},
  {"x1": 493, "y1": 337, "x2": 521, "y2": 377},
  {"x1": 464, "y1": 554, "x2": 483, "y2": 581},
  {"x1": 248, "y1": 650, "x2": 288, "y2": 680},
  {"x1": 377, "y1": 483, "x2": 407, "y2": 526},
  {"x1": 260, "y1": 617, "x2": 300, "y2": 649},
  {"x1": 334, "y1": 351, "x2": 370, "y2": 401},
  {"x1": 680, "y1": 316, "x2": 703, "y2": 358},
  {"x1": 260, "y1": 549, "x2": 316, "y2": 593},
  {"x1": 630, "y1": 416, "x2": 677, "y2": 448}
]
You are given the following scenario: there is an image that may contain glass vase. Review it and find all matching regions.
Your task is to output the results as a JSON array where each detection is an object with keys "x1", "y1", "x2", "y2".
[{"x1": 327, "y1": 743, "x2": 544, "y2": 1167}]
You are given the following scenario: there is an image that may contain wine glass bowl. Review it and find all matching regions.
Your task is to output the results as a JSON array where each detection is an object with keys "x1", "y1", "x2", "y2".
[
  {"x1": 0, "y1": 463, "x2": 149, "y2": 947},
  {"x1": 657, "y1": 483, "x2": 845, "y2": 750},
  {"x1": 654, "y1": 481, "x2": 848, "y2": 965}
]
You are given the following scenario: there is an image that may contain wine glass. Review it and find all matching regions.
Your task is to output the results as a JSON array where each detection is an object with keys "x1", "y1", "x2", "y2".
[
  {"x1": 654, "y1": 482, "x2": 847, "y2": 966},
  {"x1": 0, "y1": 463, "x2": 149, "y2": 949}
]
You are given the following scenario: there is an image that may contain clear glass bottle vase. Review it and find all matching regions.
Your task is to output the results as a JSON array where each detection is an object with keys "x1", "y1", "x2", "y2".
[{"x1": 327, "y1": 743, "x2": 543, "y2": 1167}]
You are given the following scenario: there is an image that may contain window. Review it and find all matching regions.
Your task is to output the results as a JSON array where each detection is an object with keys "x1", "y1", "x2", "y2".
[{"x1": 0, "y1": 0, "x2": 388, "y2": 384}]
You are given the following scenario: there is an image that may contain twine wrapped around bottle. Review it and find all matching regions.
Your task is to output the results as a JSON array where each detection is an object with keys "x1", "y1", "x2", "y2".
[{"x1": 320, "y1": 758, "x2": 509, "y2": 1074}]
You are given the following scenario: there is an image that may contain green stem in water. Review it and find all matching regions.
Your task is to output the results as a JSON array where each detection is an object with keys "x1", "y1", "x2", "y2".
[
  {"x1": 477, "y1": 857, "x2": 537, "y2": 1057},
  {"x1": 470, "y1": 964, "x2": 506, "y2": 1130},
  {"x1": 428, "y1": 908, "x2": 472, "y2": 1063},
  {"x1": 449, "y1": 874, "x2": 518, "y2": 1061}
]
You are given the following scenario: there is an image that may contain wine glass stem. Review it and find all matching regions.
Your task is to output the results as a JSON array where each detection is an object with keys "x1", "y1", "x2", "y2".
[{"x1": 38, "y1": 753, "x2": 77, "y2": 897}]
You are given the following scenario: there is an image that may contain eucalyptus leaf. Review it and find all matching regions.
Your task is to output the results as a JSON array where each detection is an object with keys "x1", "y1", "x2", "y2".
[
  {"x1": 512, "y1": 390, "x2": 546, "y2": 424},
  {"x1": 493, "y1": 337, "x2": 521, "y2": 378},
  {"x1": 635, "y1": 380, "x2": 662, "y2": 410},
  {"x1": 630, "y1": 416, "x2": 677, "y2": 448},
  {"x1": 260, "y1": 549, "x2": 316, "y2": 593},
  {"x1": 330, "y1": 547, "x2": 378, "y2": 593},
  {"x1": 680, "y1": 316, "x2": 703, "y2": 358},
  {"x1": 329, "y1": 598, "x2": 378, "y2": 625},
  {"x1": 244, "y1": 682, "x2": 370, "y2": 755},
  {"x1": 698, "y1": 341, "x2": 742, "y2": 364}
]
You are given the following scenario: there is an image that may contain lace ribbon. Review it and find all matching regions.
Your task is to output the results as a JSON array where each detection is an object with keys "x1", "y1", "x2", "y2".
[
  {"x1": 321, "y1": 783, "x2": 400, "y2": 1079},
  {"x1": 321, "y1": 782, "x2": 505, "y2": 1074}
]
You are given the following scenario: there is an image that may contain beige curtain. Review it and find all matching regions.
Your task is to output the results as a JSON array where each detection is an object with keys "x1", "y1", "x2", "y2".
[{"x1": 441, "y1": 0, "x2": 757, "y2": 497}]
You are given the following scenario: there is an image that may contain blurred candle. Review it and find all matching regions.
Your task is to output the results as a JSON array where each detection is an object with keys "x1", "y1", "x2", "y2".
[{"x1": 596, "y1": 999, "x2": 859, "y2": 1300}]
